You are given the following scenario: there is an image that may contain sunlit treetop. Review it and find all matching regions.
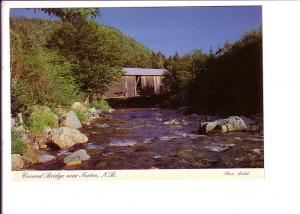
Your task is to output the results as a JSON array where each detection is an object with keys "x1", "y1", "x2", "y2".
[{"x1": 35, "y1": 8, "x2": 100, "y2": 23}]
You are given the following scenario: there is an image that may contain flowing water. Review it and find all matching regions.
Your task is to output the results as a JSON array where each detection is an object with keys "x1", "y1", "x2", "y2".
[{"x1": 31, "y1": 108, "x2": 264, "y2": 170}]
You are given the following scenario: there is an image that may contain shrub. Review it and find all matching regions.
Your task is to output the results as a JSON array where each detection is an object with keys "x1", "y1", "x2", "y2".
[
  {"x1": 10, "y1": 34, "x2": 82, "y2": 114},
  {"x1": 27, "y1": 108, "x2": 58, "y2": 132},
  {"x1": 11, "y1": 133, "x2": 26, "y2": 155},
  {"x1": 89, "y1": 99, "x2": 111, "y2": 111},
  {"x1": 74, "y1": 110, "x2": 89, "y2": 122}
]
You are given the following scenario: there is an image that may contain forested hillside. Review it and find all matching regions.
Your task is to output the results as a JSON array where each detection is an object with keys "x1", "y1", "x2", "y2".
[
  {"x1": 161, "y1": 28, "x2": 263, "y2": 116},
  {"x1": 10, "y1": 16, "x2": 164, "y2": 115},
  {"x1": 10, "y1": 17, "x2": 163, "y2": 69}
]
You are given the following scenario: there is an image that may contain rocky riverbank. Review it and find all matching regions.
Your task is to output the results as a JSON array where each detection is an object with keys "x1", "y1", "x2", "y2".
[
  {"x1": 14, "y1": 107, "x2": 264, "y2": 170},
  {"x1": 11, "y1": 102, "x2": 113, "y2": 170}
]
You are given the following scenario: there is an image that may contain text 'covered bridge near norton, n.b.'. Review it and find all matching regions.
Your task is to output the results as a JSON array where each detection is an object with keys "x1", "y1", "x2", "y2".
[{"x1": 104, "y1": 67, "x2": 167, "y2": 98}]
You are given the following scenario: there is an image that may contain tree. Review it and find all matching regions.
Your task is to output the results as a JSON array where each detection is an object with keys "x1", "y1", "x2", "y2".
[
  {"x1": 10, "y1": 17, "x2": 82, "y2": 114},
  {"x1": 37, "y1": 8, "x2": 100, "y2": 24},
  {"x1": 188, "y1": 28, "x2": 263, "y2": 115},
  {"x1": 47, "y1": 20, "x2": 124, "y2": 99}
]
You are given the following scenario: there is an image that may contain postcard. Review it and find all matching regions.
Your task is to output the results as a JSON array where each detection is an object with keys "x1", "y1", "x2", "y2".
[
  {"x1": 3, "y1": 2, "x2": 266, "y2": 181},
  {"x1": 3, "y1": 1, "x2": 300, "y2": 214}
]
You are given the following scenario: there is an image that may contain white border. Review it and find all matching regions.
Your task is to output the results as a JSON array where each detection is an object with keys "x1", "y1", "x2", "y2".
[{"x1": 2, "y1": 1, "x2": 300, "y2": 214}]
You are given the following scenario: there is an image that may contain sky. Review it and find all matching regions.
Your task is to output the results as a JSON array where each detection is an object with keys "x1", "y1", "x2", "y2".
[{"x1": 10, "y1": 7, "x2": 262, "y2": 57}]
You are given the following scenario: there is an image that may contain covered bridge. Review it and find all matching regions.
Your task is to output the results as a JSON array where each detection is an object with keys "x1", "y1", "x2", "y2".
[{"x1": 104, "y1": 67, "x2": 167, "y2": 98}]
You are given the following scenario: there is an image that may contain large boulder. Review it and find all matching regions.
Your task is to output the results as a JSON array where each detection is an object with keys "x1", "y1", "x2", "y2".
[
  {"x1": 64, "y1": 149, "x2": 90, "y2": 164},
  {"x1": 38, "y1": 154, "x2": 56, "y2": 163},
  {"x1": 71, "y1": 102, "x2": 87, "y2": 113},
  {"x1": 60, "y1": 111, "x2": 82, "y2": 129},
  {"x1": 12, "y1": 154, "x2": 24, "y2": 171},
  {"x1": 199, "y1": 116, "x2": 247, "y2": 134},
  {"x1": 47, "y1": 127, "x2": 88, "y2": 149}
]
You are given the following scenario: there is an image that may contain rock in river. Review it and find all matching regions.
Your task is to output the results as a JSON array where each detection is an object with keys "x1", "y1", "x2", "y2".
[
  {"x1": 88, "y1": 108, "x2": 100, "y2": 120},
  {"x1": 64, "y1": 149, "x2": 90, "y2": 164},
  {"x1": 48, "y1": 127, "x2": 88, "y2": 149},
  {"x1": 164, "y1": 118, "x2": 181, "y2": 126},
  {"x1": 199, "y1": 116, "x2": 247, "y2": 134},
  {"x1": 60, "y1": 111, "x2": 82, "y2": 129},
  {"x1": 95, "y1": 123, "x2": 110, "y2": 128},
  {"x1": 38, "y1": 154, "x2": 56, "y2": 163}
]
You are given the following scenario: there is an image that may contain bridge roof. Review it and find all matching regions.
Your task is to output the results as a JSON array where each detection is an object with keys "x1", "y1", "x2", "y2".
[{"x1": 123, "y1": 67, "x2": 167, "y2": 76}]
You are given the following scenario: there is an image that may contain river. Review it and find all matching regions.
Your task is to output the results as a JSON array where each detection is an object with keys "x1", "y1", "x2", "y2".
[{"x1": 31, "y1": 108, "x2": 264, "y2": 170}]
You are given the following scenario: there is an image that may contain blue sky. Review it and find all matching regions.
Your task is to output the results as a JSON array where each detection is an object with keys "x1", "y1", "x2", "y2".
[{"x1": 10, "y1": 7, "x2": 262, "y2": 57}]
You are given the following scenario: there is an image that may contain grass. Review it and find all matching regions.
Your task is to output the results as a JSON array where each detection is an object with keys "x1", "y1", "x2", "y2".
[
  {"x1": 11, "y1": 133, "x2": 26, "y2": 155},
  {"x1": 74, "y1": 110, "x2": 89, "y2": 122},
  {"x1": 89, "y1": 99, "x2": 111, "y2": 111},
  {"x1": 27, "y1": 108, "x2": 58, "y2": 132}
]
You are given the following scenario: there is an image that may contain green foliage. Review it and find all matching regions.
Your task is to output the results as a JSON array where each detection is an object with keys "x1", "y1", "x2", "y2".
[
  {"x1": 162, "y1": 29, "x2": 262, "y2": 115},
  {"x1": 150, "y1": 52, "x2": 165, "y2": 69},
  {"x1": 162, "y1": 52, "x2": 201, "y2": 107},
  {"x1": 10, "y1": 18, "x2": 82, "y2": 114},
  {"x1": 27, "y1": 108, "x2": 58, "y2": 132},
  {"x1": 10, "y1": 17, "x2": 162, "y2": 112},
  {"x1": 47, "y1": 20, "x2": 124, "y2": 96},
  {"x1": 97, "y1": 25, "x2": 163, "y2": 68},
  {"x1": 10, "y1": 17, "x2": 58, "y2": 50},
  {"x1": 38, "y1": 8, "x2": 100, "y2": 24},
  {"x1": 89, "y1": 99, "x2": 111, "y2": 111},
  {"x1": 188, "y1": 29, "x2": 263, "y2": 115},
  {"x1": 74, "y1": 110, "x2": 89, "y2": 122},
  {"x1": 11, "y1": 133, "x2": 27, "y2": 155},
  {"x1": 11, "y1": 46, "x2": 82, "y2": 113}
]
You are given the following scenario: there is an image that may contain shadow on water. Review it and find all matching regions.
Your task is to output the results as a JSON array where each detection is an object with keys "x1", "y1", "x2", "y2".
[{"x1": 106, "y1": 95, "x2": 166, "y2": 109}]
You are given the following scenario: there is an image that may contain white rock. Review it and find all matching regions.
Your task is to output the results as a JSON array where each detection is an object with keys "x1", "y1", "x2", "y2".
[
  {"x1": 88, "y1": 108, "x2": 100, "y2": 120},
  {"x1": 71, "y1": 102, "x2": 87, "y2": 113},
  {"x1": 199, "y1": 116, "x2": 247, "y2": 134},
  {"x1": 38, "y1": 154, "x2": 56, "y2": 163},
  {"x1": 199, "y1": 121, "x2": 218, "y2": 134},
  {"x1": 64, "y1": 149, "x2": 90, "y2": 163},
  {"x1": 164, "y1": 119, "x2": 181, "y2": 126},
  {"x1": 48, "y1": 127, "x2": 88, "y2": 149},
  {"x1": 240, "y1": 116, "x2": 255, "y2": 126},
  {"x1": 95, "y1": 123, "x2": 110, "y2": 128},
  {"x1": 60, "y1": 111, "x2": 82, "y2": 129},
  {"x1": 12, "y1": 154, "x2": 24, "y2": 171}
]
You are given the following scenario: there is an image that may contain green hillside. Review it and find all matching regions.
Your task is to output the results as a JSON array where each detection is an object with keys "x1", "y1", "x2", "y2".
[{"x1": 10, "y1": 17, "x2": 163, "y2": 68}]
